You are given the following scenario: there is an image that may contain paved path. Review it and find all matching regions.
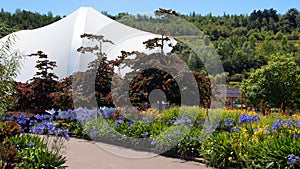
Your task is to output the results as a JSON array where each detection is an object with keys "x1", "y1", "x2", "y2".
[{"x1": 64, "y1": 138, "x2": 211, "y2": 169}]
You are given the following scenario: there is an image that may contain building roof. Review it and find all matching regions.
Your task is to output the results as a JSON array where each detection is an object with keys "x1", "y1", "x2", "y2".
[{"x1": 215, "y1": 87, "x2": 242, "y2": 98}]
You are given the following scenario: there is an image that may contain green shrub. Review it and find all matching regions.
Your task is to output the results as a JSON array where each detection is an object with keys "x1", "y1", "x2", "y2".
[
  {"x1": 0, "y1": 35, "x2": 22, "y2": 116},
  {"x1": 7, "y1": 134, "x2": 67, "y2": 169},
  {"x1": 176, "y1": 127, "x2": 202, "y2": 158},
  {"x1": 0, "y1": 121, "x2": 21, "y2": 168},
  {"x1": 201, "y1": 132, "x2": 241, "y2": 168}
]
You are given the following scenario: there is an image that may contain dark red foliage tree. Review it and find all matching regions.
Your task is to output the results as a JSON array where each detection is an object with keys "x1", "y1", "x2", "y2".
[
  {"x1": 28, "y1": 51, "x2": 58, "y2": 112},
  {"x1": 10, "y1": 51, "x2": 60, "y2": 113},
  {"x1": 74, "y1": 33, "x2": 127, "y2": 108},
  {"x1": 50, "y1": 76, "x2": 74, "y2": 110}
]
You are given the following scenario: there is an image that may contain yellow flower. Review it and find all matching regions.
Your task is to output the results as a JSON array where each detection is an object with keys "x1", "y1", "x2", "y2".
[
  {"x1": 115, "y1": 106, "x2": 126, "y2": 112},
  {"x1": 254, "y1": 128, "x2": 264, "y2": 135},
  {"x1": 292, "y1": 114, "x2": 300, "y2": 120},
  {"x1": 247, "y1": 110, "x2": 257, "y2": 116},
  {"x1": 241, "y1": 127, "x2": 247, "y2": 134},
  {"x1": 251, "y1": 136, "x2": 259, "y2": 143},
  {"x1": 146, "y1": 108, "x2": 159, "y2": 115},
  {"x1": 228, "y1": 157, "x2": 233, "y2": 161},
  {"x1": 140, "y1": 110, "x2": 147, "y2": 115}
]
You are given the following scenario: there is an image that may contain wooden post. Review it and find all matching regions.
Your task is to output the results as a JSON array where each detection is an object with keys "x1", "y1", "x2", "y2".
[{"x1": 240, "y1": 92, "x2": 243, "y2": 110}]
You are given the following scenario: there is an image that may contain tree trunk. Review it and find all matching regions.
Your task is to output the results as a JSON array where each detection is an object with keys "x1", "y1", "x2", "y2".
[
  {"x1": 280, "y1": 102, "x2": 286, "y2": 114},
  {"x1": 261, "y1": 99, "x2": 266, "y2": 115}
]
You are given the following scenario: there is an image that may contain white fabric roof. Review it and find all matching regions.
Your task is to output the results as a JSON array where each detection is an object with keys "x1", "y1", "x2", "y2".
[{"x1": 1, "y1": 7, "x2": 173, "y2": 82}]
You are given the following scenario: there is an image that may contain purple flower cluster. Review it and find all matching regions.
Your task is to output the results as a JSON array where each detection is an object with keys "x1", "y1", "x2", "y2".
[
  {"x1": 221, "y1": 117, "x2": 235, "y2": 127},
  {"x1": 30, "y1": 121, "x2": 70, "y2": 141},
  {"x1": 89, "y1": 129, "x2": 98, "y2": 138},
  {"x1": 271, "y1": 119, "x2": 300, "y2": 132},
  {"x1": 2, "y1": 112, "x2": 70, "y2": 141},
  {"x1": 141, "y1": 131, "x2": 149, "y2": 138},
  {"x1": 238, "y1": 114, "x2": 260, "y2": 125},
  {"x1": 128, "y1": 120, "x2": 134, "y2": 126},
  {"x1": 16, "y1": 114, "x2": 30, "y2": 126},
  {"x1": 175, "y1": 116, "x2": 192, "y2": 124},
  {"x1": 166, "y1": 129, "x2": 183, "y2": 139},
  {"x1": 73, "y1": 108, "x2": 99, "y2": 123},
  {"x1": 197, "y1": 119, "x2": 205, "y2": 128},
  {"x1": 167, "y1": 118, "x2": 176, "y2": 125},
  {"x1": 150, "y1": 140, "x2": 157, "y2": 145},
  {"x1": 287, "y1": 154, "x2": 300, "y2": 166},
  {"x1": 27, "y1": 141, "x2": 35, "y2": 147},
  {"x1": 58, "y1": 109, "x2": 77, "y2": 120},
  {"x1": 271, "y1": 119, "x2": 284, "y2": 132},
  {"x1": 102, "y1": 107, "x2": 117, "y2": 119},
  {"x1": 230, "y1": 127, "x2": 241, "y2": 132},
  {"x1": 2, "y1": 114, "x2": 43, "y2": 133},
  {"x1": 173, "y1": 116, "x2": 193, "y2": 127},
  {"x1": 114, "y1": 116, "x2": 125, "y2": 126},
  {"x1": 35, "y1": 114, "x2": 53, "y2": 121},
  {"x1": 2, "y1": 114, "x2": 32, "y2": 132}
]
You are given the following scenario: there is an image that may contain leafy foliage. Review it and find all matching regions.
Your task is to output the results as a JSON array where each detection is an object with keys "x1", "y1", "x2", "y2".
[
  {"x1": 0, "y1": 121, "x2": 21, "y2": 168},
  {"x1": 117, "y1": 8, "x2": 300, "y2": 82},
  {"x1": 28, "y1": 51, "x2": 58, "y2": 111},
  {"x1": 241, "y1": 54, "x2": 300, "y2": 112},
  {"x1": 0, "y1": 35, "x2": 22, "y2": 115},
  {"x1": 8, "y1": 134, "x2": 67, "y2": 169},
  {"x1": 10, "y1": 51, "x2": 59, "y2": 113},
  {"x1": 73, "y1": 33, "x2": 126, "y2": 108},
  {"x1": 0, "y1": 8, "x2": 61, "y2": 38}
]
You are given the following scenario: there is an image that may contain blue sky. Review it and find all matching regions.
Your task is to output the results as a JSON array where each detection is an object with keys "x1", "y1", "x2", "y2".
[{"x1": 0, "y1": 0, "x2": 299, "y2": 16}]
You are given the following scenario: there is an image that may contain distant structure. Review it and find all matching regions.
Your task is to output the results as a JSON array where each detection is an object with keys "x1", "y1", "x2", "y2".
[
  {"x1": 0, "y1": 7, "x2": 174, "y2": 82},
  {"x1": 215, "y1": 87, "x2": 243, "y2": 108}
]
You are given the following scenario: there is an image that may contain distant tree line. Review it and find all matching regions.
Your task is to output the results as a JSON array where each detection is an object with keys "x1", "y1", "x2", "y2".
[
  {"x1": 0, "y1": 8, "x2": 299, "y2": 84},
  {"x1": 0, "y1": 8, "x2": 61, "y2": 38}
]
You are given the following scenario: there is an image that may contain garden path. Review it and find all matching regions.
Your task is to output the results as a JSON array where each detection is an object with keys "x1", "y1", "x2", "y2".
[{"x1": 64, "y1": 138, "x2": 211, "y2": 169}]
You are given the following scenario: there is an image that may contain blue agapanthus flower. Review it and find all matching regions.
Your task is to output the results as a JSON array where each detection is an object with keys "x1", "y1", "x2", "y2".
[
  {"x1": 230, "y1": 127, "x2": 241, "y2": 133},
  {"x1": 287, "y1": 154, "x2": 300, "y2": 165},
  {"x1": 103, "y1": 107, "x2": 117, "y2": 119},
  {"x1": 175, "y1": 116, "x2": 192, "y2": 125},
  {"x1": 16, "y1": 114, "x2": 30, "y2": 127},
  {"x1": 141, "y1": 131, "x2": 149, "y2": 138},
  {"x1": 114, "y1": 116, "x2": 125, "y2": 126},
  {"x1": 173, "y1": 130, "x2": 181, "y2": 135},
  {"x1": 271, "y1": 119, "x2": 284, "y2": 132},
  {"x1": 150, "y1": 140, "x2": 157, "y2": 146},
  {"x1": 27, "y1": 142, "x2": 34, "y2": 147},
  {"x1": 221, "y1": 117, "x2": 235, "y2": 128},
  {"x1": 238, "y1": 114, "x2": 260, "y2": 125},
  {"x1": 128, "y1": 120, "x2": 134, "y2": 126}
]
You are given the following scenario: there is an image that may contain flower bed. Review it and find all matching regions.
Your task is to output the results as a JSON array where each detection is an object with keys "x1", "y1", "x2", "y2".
[
  {"x1": 1, "y1": 113, "x2": 70, "y2": 168},
  {"x1": 78, "y1": 107, "x2": 300, "y2": 168},
  {"x1": 2, "y1": 107, "x2": 300, "y2": 168},
  {"x1": 201, "y1": 112, "x2": 300, "y2": 168}
]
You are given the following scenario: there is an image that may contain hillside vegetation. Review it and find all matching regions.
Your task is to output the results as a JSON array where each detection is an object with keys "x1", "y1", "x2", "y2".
[{"x1": 0, "y1": 8, "x2": 299, "y2": 84}]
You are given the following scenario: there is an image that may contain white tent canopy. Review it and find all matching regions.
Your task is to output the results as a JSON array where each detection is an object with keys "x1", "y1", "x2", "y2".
[{"x1": 1, "y1": 7, "x2": 173, "y2": 82}]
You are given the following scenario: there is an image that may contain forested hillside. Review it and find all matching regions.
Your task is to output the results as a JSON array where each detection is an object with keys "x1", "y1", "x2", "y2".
[
  {"x1": 115, "y1": 8, "x2": 300, "y2": 85},
  {"x1": 0, "y1": 8, "x2": 299, "y2": 85},
  {"x1": 0, "y1": 8, "x2": 61, "y2": 38}
]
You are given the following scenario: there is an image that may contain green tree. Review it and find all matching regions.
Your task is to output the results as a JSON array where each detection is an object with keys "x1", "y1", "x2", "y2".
[
  {"x1": 241, "y1": 54, "x2": 300, "y2": 113},
  {"x1": 0, "y1": 35, "x2": 22, "y2": 115}
]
